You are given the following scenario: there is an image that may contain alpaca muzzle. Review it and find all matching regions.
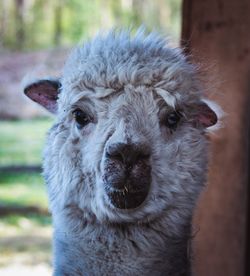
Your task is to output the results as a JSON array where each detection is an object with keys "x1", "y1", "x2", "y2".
[{"x1": 103, "y1": 142, "x2": 151, "y2": 209}]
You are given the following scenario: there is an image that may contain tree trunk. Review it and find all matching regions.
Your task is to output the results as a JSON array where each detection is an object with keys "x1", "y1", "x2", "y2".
[
  {"x1": 132, "y1": 0, "x2": 144, "y2": 26},
  {"x1": 182, "y1": 1, "x2": 250, "y2": 276},
  {"x1": 15, "y1": 0, "x2": 25, "y2": 50},
  {"x1": 54, "y1": 0, "x2": 63, "y2": 46},
  {"x1": 0, "y1": 0, "x2": 7, "y2": 48}
]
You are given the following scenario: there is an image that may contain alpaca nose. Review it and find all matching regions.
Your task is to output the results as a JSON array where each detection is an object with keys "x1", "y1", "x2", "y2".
[
  {"x1": 104, "y1": 142, "x2": 151, "y2": 209},
  {"x1": 106, "y1": 143, "x2": 150, "y2": 168}
]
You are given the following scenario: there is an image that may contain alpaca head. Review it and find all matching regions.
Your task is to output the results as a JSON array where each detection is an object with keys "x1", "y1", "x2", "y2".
[{"x1": 24, "y1": 31, "x2": 218, "y2": 231}]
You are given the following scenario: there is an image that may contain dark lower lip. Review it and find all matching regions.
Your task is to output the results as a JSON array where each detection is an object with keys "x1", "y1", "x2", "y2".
[{"x1": 105, "y1": 188, "x2": 149, "y2": 209}]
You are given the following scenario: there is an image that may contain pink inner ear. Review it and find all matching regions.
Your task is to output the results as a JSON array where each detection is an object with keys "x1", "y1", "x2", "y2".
[
  {"x1": 196, "y1": 102, "x2": 218, "y2": 128},
  {"x1": 24, "y1": 80, "x2": 60, "y2": 114}
]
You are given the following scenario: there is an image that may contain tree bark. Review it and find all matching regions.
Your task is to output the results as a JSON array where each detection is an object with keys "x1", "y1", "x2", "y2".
[
  {"x1": 54, "y1": 0, "x2": 63, "y2": 46},
  {"x1": 0, "y1": 0, "x2": 7, "y2": 48},
  {"x1": 15, "y1": 0, "x2": 25, "y2": 50},
  {"x1": 182, "y1": 1, "x2": 250, "y2": 276}
]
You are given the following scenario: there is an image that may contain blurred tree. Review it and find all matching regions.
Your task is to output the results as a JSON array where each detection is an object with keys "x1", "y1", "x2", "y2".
[
  {"x1": 0, "y1": 0, "x2": 181, "y2": 51},
  {"x1": 27, "y1": 0, "x2": 48, "y2": 49},
  {"x1": 131, "y1": 0, "x2": 144, "y2": 27},
  {"x1": 0, "y1": 0, "x2": 7, "y2": 48},
  {"x1": 54, "y1": 0, "x2": 63, "y2": 46},
  {"x1": 15, "y1": 0, "x2": 25, "y2": 50}
]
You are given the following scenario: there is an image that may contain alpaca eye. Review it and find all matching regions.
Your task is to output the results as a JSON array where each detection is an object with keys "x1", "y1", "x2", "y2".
[
  {"x1": 165, "y1": 111, "x2": 182, "y2": 130},
  {"x1": 72, "y1": 109, "x2": 91, "y2": 128}
]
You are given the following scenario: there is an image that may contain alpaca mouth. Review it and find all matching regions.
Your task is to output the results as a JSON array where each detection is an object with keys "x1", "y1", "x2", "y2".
[
  {"x1": 104, "y1": 177, "x2": 150, "y2": 209},
  {"x1": 102, "y1": 157, "x2": 151, "y2": 209},
  {"x1": 105, "y1": 185, "x2": 149, "y2": 209}
]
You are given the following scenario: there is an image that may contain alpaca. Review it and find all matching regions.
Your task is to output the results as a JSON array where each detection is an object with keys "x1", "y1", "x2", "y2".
[{"x1": 24, "y1": 30, "x2": 218, "y2": 276}]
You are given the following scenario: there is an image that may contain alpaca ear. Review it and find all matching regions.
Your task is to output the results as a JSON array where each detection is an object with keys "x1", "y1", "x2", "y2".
[
  {"x1": 24, "y1": 79, "x2": 61, "y2": 114},
  {"x1": 194, "y1": 99, "x2": 218, "y2": 128}
]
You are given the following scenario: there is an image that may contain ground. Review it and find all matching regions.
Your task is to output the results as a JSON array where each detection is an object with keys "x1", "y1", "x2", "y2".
[{"x1": 0, "y1": 119, "x2": 53, "y2": 275}]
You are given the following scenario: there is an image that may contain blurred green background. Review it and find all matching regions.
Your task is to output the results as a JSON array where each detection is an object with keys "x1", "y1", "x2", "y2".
[
  {"x1": 1, "y1": 0, "x2": 181, "y2": 50},
  {"x1": 0, "y1": 119, "x2": 52, "y2": 275},
  {"x1": 0, "y1": 0, "x2": 181, "y2": 275}
]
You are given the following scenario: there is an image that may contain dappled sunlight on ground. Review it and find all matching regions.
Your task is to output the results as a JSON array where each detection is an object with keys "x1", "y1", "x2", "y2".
[
  {"x1": 0, "y1": 263, "x2": 51, "y2": 276},
  {"x1": 0, "y1": 215, "x2": 52, "y2": 275},
  {"x1": 0, "y1": 119, "x2": 53, "y2": 275}
]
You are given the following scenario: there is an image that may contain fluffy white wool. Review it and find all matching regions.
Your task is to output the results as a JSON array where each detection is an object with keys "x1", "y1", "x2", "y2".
[{"x1": 26, "y1": 30, "x2": 220, "y2": 275}]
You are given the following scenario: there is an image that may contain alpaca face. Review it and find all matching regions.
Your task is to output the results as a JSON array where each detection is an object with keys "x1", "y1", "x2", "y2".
[
  {"x1": 24, "y1": 31, "x2": 218, "y2": 226},
  {"x1": 33, "y1": 85, "x2": 213, "y2": 226}
]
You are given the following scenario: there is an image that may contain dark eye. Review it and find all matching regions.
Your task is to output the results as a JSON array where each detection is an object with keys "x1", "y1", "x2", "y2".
[
  {"x1": 165, "y1": 111, "x2": 182, "y2": 130},
  {"x1": 72, "y1": 109, "x2": 91, "y2": 128}
]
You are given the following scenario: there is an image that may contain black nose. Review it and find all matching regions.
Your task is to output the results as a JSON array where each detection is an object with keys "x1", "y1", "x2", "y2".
[{"x1": 106, "y1": 143, "x2": 150, "y2": 168}]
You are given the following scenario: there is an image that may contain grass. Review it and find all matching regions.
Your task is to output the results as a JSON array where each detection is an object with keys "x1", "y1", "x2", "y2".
[
  {"x1": 0, "y1": 119, "x2": 53, "y2": 274},
  {"x1": 0, "y1": 172, "x2": 52, "y2": 274},
  {"x1": 0, "y1": 214, "x2": 51, "y2": 227},
  {"x1": 0, "y1": 118, "x2": 53, "y2": 165},
  {"x1": 0, "y1": 172, "x2": 48, "y2": 208},
  {"x1": 0, "y1": 213, "x2": 52, "y2": 273},
  {"x1": 0, "y1": 171, "x2": 52, "y2": 270},
  {"x1": 0, "y1": 171, "x2": 52, "y2": 273}
]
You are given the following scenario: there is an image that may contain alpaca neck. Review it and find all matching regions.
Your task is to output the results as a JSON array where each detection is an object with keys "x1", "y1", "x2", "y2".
[{"x1": 53, "y1": 218, "x2": 192, "y2": 276}]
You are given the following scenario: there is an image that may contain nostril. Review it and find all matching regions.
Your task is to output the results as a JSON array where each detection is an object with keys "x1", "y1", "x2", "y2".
[
  {"x1": 106, "y1": 143, "x2": 151, "y2": 166},
  {"x1": 106, "y1": 150, "x2": 124, "y2": 163},
  {"x1": 138, "y1": 152, "x2": 150, "y2": 160},
  {"x1": 106, "y1": 144, "x2": 129, "y2": 164}
]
